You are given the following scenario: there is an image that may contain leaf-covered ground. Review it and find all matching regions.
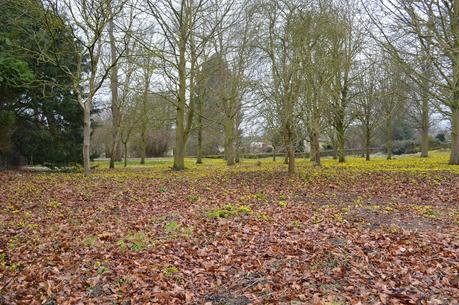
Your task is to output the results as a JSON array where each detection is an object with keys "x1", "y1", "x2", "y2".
[{"x1": 1, "y1": 152, "x2": 458, "y2": 305}]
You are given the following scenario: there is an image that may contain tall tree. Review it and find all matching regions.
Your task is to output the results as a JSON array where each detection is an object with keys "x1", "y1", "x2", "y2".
[
  {"x1": 44, "y1": 0, "x2": 132, "y2": 175},
  {"x1": 369, "y1": 0, "x2": 459, "y2": 164}
]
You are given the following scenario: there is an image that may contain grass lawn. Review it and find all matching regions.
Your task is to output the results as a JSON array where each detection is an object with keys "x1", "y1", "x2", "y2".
[{"x1": 1, "y1": 151, "x2": 458, "y2": 304}]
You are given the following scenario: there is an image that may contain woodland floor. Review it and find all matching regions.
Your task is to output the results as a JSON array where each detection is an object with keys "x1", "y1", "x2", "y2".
[{"x1": 0, "y1": 151, "x2": 458, "y2": 305}]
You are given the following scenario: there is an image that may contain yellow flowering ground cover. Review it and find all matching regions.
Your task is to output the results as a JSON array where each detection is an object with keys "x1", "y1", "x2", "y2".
[{"x1": 0, "y1": 150, "x2": 458, "y2": 304}]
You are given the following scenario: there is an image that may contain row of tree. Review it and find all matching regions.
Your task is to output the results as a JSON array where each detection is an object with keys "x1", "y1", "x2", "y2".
[{"x1": 1, "y1": 0, "x2": 458, "y2": 174}]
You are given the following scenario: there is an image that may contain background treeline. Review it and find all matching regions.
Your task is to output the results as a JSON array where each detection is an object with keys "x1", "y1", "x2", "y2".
[{"x1": 0, "y1": 0, "x2": 457, "y2": 174}]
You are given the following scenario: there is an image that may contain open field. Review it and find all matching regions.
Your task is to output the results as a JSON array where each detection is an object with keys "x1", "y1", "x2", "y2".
[{"x1": 1, "y1": 151, "x2": 458, "y2": 304}]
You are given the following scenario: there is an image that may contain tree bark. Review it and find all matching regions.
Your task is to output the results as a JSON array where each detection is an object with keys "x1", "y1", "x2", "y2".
[
  {"x1": 224, "y1": 117, "x2": 236, "y2": 166},
  {"x1": 108, "y1": 11, "x2": 120, "y2": 169},
  {"x1": 196, "y1": 100, "x2": 203, "y2": 164},
  {"x1": 365, "y1": 124, "x2": 371, "y2": 161},
  {"x1": 450, "y1": 106, "x2": 459, "y2": 164},
  {"x1": 420, "y1": 96, "x2": 429, "y2": 157},
  {"x1": 449, "y1": 1, "x2": 459, "y2": 165},
  {"x1": 123, "y1": 142, "x2": 128, "y2": 167},
  {"x1": 336, "y1": 122, "x2": 346, "y2": 163},
  {"x1": 83, "y1": 104, "x2": 91, "y2": 176},
  {"x1": 140, "y1": 128, "x2": 146, "y2": 165},
  {"x1": 311, "y1": 130, "x2": 320, "y2": 166},
  {"x1": 173, "y1": 35, "x2": 187, "y2": 171},
  {"x1": 386, "y1": 116, "x2": 393, "y2": 160},
  {"x1": 420, "y1": 67, "x2": 430, "y2": 158},
  {"x1": 283, "y1": 121, "x2": 295, "y2": 173}
]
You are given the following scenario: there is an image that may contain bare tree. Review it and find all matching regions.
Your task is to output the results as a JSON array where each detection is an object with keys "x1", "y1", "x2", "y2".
[
  {"x1": 145, "y1": 0, "x2": 233, "y2": 170},
  {"x1": 368, "y1": 0, "x2": 459, "y2": 164},
  {"x1": 44, "y1": 0, "x2": 132, "y2": 175}
]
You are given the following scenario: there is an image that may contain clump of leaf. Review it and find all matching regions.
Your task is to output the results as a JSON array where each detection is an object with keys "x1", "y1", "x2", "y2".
[
  {"x1": 47, "y1": 199, "x2": 61, "y2": 209},
  {"x1": 117, "y1": 231, "x2": 149, "y2": 252},
  {"x1": 412, "y1": 205, "x2": 439, "y2": 218},
  {"x1": 94, "y1": 261, "x2": 109, "y2": 275},
  {"x1": 278, "y1": 200, "x2": 288, "y2": 207},
  {"x1": 163, "y1": 265, "x2": 179, "y2": 277},
  {"x1": 186, "y1": 194, "x2": 199, "y2": 203},
  {"x1": 82, "y1": 235, "x2": 98, "y2": 248},
  {"x1": 207, "y1": 204, "x2": 252, "y2": 218},
  {"x1": 163, "y1": 220, "x2": 193, "y2": 238}
]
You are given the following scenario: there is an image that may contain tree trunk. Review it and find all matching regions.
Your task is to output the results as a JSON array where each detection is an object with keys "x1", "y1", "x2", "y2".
[
  {"x1": 309, "y1": 135, "x2": 315, "y2": 162},
  {"x1": 420, "y1": 73, "x2": 430, "y2": 158},
  {"x1": 386, "y1": 117, "x2": 393, "y2": 160},
  {"x1": 109, "y1": 15, "x2": 119, "y2": 169},
  {"x1": 311, "y1": 130, "x2": 320, "y2": 166},
  {"x1": 272, "y1": 146, "x2": 276, "y2": 162},
  {"x1": 420, "y1": 117, "x2": 429, "y2": 158},
  {"x1": 224, "y1": 117, "x2": 235, "y2": 166},
  {"x1": 450, "y1": 106, "x2": 459, "y2": 164},
  {"x1": 140, "y1": 127, "x2": 146, "y2": 165},
  {"x1": 173, "y1": 38, "x2": 187, "y2": 171},
  {"x1": 283, "y1": 122, "x2": 295, "y2": 173},
  {"x1": 449, "y1": 2, "x2": 459, "y2": 165},
  {"x1": 365, "y1": 125, "x2": 371, "y2": 161},
  {"x1": 196, "y1": 101, "x2": 203, "y2": 164},
  {"x1": 83, "y1": 104, "x2": 91, "y2": 176},
  {"x1": 235, "y1": 130, "x2": 240, "y2": 163},
  {"x1": 337, "y1": 123, "x2": 346, "y2": 163},
  {"x1": 123, "y1": 142, "x2": 128, "y2": 168}
]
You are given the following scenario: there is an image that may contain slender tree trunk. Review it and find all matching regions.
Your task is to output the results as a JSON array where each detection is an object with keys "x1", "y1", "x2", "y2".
[
  {"x1": 235, "y1": 129, "x2": 240, "y2": 163},
  {"x1": 386, "y1": 116, "x2": 393, "y2": 160},
  {"x1": 224, "y1": 117, "x2": 236, "y2": 166},
  {"x1": 450, "y1": 106, "x2": 459, "y2": 164},
  {"x1": 337, "y1": 123, "x2": 346, "y2": 163},
  {"x1": 173, "y1": 39, "x2": 187, "y2": 171},
  {"x1": 140, "y1": 128, "x2": 146, "y2": 165},
  {"x1": 284, "y1": 121, "x2": 295, "y2": 173},
  {"x1": 449, "y1": 2, "x2": 459, "y2": 165},
  {"x1": 311, "y1": 130, "x2": 320, "y2": 166},
  {"x1": 83, "y1": 104, "x2": 91, "y2": 176},
  {"x1": 365, "y1": 124, "x2": 371, "y2": 161},
  {"x1": 310, "y1": 112, "x2": 321, "y2": 166},
  {"x1": 108, "y1": 14, "x2": 119, "y2": 169},
  {"x1": 235, "y1": 143, "x2": 240, "y2": 163},
  {"x1": 196, "y1": 100, "x2": 203, "y2": 164},
  {"x1": 124, "y1": 142, "x2": 128, "y2": 168},
  {"x1": 272, "y1": 146, "x2": 276, "y2": 162},
  {"x1": 309, "y1": 132, "x2": 315, "y2": 162},
  {"x1": 420, "y1": 116, "x2": 429, "y2": 158},
  {"x1": 420, "y1": 75, "x2": 430, "y2": 158}
]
